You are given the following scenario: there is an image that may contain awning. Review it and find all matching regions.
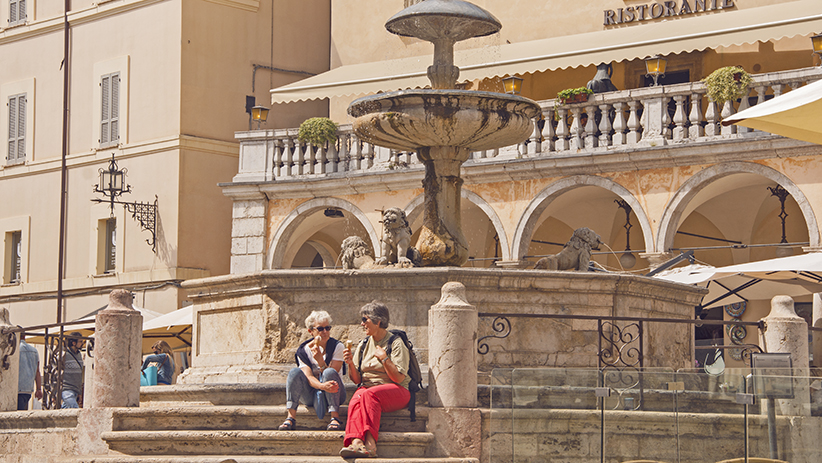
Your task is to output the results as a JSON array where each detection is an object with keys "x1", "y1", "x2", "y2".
[
  {"x1": 722, "y1": 76, "x2": 822, "y2": 145},
  {"x1": 656, "y1": 253, "x2": 822, "y2": 309},
  {"x1": 272, "y1": 0, "x2": 822, "y2": 103}
]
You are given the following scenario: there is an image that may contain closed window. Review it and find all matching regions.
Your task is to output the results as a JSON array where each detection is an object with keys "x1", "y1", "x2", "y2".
[
  {"x1": 8, "y1": 0, "x2": 26, "y2": 27},
  {"x1": 7, "y1": 93, "x2": 25, "y2": 165},
  {"x1": 98, "y1": 218, "x2": 116, "y2": 274},
  {"x1": 100, "y1": 72, "x2": 120, "y2": 148}
]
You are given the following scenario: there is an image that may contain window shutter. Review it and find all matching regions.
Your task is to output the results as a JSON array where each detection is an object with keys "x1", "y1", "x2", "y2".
[
  {"x1": 9, "y1": 0, "x2": 18, "y2": 25},
  {"x1": 101, "y1": 74, "x2": 110, "y2": 145},
  {"x1": 111, "y1": 73, "x2": 120, "y2": 143},
  {"x1": 7, "y1": 96, "x2": 15, "y2": 160},
  {"x1": 17, "y1": 95, "x2": 25, "y2": 160},
  {"x1": 19, "y1": 0, "x2": 25, "y2": 21}
]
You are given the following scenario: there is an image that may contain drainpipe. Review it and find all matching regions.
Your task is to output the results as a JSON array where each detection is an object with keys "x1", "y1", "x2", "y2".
[{"x1": 57, "y1": 0, "x2": 71, "y2": 324}]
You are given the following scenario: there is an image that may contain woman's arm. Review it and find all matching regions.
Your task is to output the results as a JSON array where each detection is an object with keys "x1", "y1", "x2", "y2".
[
  {"x1": 343, "y1": 346, "x2": 361, "y2": 384},
  {"x1": 374, "y1": 344, "x2": 406, "y2": 384}
]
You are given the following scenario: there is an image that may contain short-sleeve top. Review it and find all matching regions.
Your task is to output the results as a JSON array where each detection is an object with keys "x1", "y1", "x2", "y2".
[
  {"x1": 354, "y1": 332, "x2": 410, "y2": 390},
  {"x1": 297, "y1": 340, "x2": 345, "y2": 377}
]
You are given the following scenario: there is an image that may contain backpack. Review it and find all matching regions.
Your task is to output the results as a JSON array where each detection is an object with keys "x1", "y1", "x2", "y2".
[
  {"x1": 296, "y1": 338, "x2": 346, "y2": 375},
  {"x1": 357, "y1": 329, "x2": 424, "y2": 421}
]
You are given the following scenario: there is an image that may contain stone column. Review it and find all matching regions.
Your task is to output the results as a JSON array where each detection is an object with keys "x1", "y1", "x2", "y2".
[
  {"x1": 0, "y1": 308, "x2": 19, "y2": 411},
  {"x1": 92, "y1": 290, "x2": 143, "y2": 408},
  {"x1": 230, "y1": 194, "x2": 268, "y2": 274},
  {"x1": 813, "y1": 293, "x2": 822, "y2": 367},
  {"x1": 428, "y1": 281, "x2": 477, "y2": 407},
  {"x1": 640, "y1": 252, "x2": 673, "y2": 270},
  {"x1": 416, "y1": 146, "x2": 470, "y2": 267},
  {"x1": 759, "y1": 295, "x2": 810, "y2": 416}
]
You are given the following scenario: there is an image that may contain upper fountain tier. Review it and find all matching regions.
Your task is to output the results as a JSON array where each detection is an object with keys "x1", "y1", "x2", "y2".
[{"x1": 385, "y1": 0, "x2": 501, "y2": 44}]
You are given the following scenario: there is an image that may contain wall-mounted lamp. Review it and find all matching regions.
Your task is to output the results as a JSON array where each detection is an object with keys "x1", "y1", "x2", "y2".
[
  {"x1": 324, "y1": 208, "x2": 344, "y2": 218},
  {"x1": 615, "y1": 199, "x2": 636, "y2": 269},
  {"x1": 251, "y1": 105, "x2": 270, "y2": 129},
  {"x1": 767, "y1": 184, "x2": 792, "y2": 257},
  {"x1": 502, "y1": 75, "x2": 523, "y2": 95},
  {"x1": 92, "y1": 153, "x2": 158, "y2": 253},
  {"x1": 644, "y1": 55, "x2": 667, "y2": 87},
  {"x1": 812, "y1": 33, "x2": 822, "y2": 65}
]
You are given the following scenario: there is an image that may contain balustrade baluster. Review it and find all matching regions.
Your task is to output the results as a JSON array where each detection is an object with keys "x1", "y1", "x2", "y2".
[
  {"x1": 542, "y1": 110, "x2": 555, "y2": 153},
  {"x1": 351, "y1": 135, "x2": 362, "y2": 171},
  {"x1": 612, "y1": 102, "x2": 626, "y2": 145},
  {"x1": 555, "y1": 108, "x2": 569, "y2": 151},
  {"x1": 318, "y1": 143, "x2": 328, "y2": 173},
  {"x1": 284, "y1": 137, "x2": 295, "y2": 177},
  {"x1": 688, "y1": 93, "x2": 704, "y2": 139},
  {"x1": 772, "y1": 84, "x2": 784, "y2": 98},
  {"x1": 584, "y1": 104, "x2": 597, "y2": 148},
  {"x1": 720, "y1": 100, "x2": 736, "y2": 136},
  {"x1": 365, "y1": 143, "x2": 375, "y2": 169},
  {"x1": 704, "y1": 101, "x2": 718, "y2": 137},
  {"x1": 597, "y1": 103, "x2": 612, "y2": 147},
  {"x1": 626, "y1": 101, "x2": 641, "y2": 144},
  {"x1": 528, "y1": 116, "x2": 541, "y2": 155},
  {"x1": 569, "y1": 107, "x2": 583, "y2": 151},
  {"x1": 338, "y1": 133, "x2": 349, "y2": 172},
  {"x1": 273, "y1": 139, "x2": 284, "y2": 179},
  {"x1": 327, "y1": 138, "x2": 339, "y2": 173},
  {"x1": 736, "y1": 87, "x2": 752, "y2": 134},
  {"x1": 673, "y1": 95, "x2": 687, "y2": 140},
  {"x1": 661, "y1": 97, "x2": 672, "y2": 140}
]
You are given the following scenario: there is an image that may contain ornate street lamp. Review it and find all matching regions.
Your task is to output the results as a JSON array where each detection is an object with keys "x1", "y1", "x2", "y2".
[
  {"x1": 502, "y1": 75, "x2": 523, "y2": 95},
  {"x1": 251, "y1": 105, "x2": 270, "y2": 129},
  {"x1": 767, "y1": 185, "x2": 793, "y2": 258},
  {"x1": 645, "y1": 55, "x2": 667, "y2": 87},
  {"x1": 92, "y1": 153, "x2": 158, "y2": 252},
  {"x1": 615, "y1": 199, "x2": 637, "y2": 269}
]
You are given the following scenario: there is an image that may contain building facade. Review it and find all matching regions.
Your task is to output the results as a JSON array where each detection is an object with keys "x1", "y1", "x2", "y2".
[
  {"x1": 0, "y1": 0, "x2": 330, "y2": 327},
  {"x1": 227, "y1": 0, "x2": 822, "y2": 362}
]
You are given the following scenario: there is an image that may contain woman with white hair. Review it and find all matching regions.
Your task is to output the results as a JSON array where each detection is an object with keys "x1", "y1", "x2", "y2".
[{"x1": 278, "y1": 310, "x2": 346, "y2": 431}]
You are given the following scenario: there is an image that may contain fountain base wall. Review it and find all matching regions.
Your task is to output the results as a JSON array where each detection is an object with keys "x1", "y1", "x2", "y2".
[{"x1": 178, "y1": 268, "x2": 705, "y2": 385}]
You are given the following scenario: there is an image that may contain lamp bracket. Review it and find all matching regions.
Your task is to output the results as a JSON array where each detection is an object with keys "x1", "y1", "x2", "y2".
[{"x1": 91, "y1": 196, "x2": 158, "y2": 253}]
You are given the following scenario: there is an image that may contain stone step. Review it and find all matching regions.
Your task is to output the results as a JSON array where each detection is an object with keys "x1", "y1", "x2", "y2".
[
  {"x1": 62, "y1": 456, "x2": 478, "y2": 463},
  {"x1": 100, "y1": 430, "x2": 435, "y2": 458},
  {"x1": 140, "y1": 382, "x2": 428, "y2": 407},
  {"x1": 114, "y1": 405, "x2": 428, "y2": 433}
]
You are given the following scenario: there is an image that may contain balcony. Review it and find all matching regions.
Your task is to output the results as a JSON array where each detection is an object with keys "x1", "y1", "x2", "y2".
[{"x1": 233, "y1": 67, "x2": 822, "y2": 189}]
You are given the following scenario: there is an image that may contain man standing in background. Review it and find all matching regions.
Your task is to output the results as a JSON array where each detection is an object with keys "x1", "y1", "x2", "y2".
[
  {"x1": 61, "y1": 332, "x2": 85, "y2": 409},
  {"x1": 17, "y1": 332, "x2": 42, "y2": 410}
]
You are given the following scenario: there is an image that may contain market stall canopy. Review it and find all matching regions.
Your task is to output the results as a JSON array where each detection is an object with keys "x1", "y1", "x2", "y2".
[
  {"x1": 722, "y1": 76, "x2": 822, "y2": 145},
  {"x1": 656, "y1": 253, "x2": 822, "y2": 310},
  {"x1": 141, "y1": 305, "x2": 193, "y2": 354},
  {"x1": 271, "y1": 0, "x2": 822, "y2": 103},
  {"x1": 24, "y1": 306, "x2": 163, "y2": 345}
]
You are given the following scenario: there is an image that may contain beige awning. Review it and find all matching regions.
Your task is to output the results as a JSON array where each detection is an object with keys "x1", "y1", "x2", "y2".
[{"x1": 271, "y1": 0, "x2": 822, "y2": 103}]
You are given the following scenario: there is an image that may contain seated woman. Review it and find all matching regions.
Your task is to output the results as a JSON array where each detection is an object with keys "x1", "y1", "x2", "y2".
[
  {"x1": 340, "y1": 301, "x2": 410, "y2": 458},
  {"x1": 141, "y1": 340, "x2": 175, "y2": 385},
  {"x1": 279, "y1": 310, "x2": 346, "y2": 431}
]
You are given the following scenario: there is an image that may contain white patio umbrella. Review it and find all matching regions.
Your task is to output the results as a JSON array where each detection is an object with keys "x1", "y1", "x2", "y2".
[
  {"x1": 140, "y1": 305, "x2": 193, "y2": 354},
  {"x1": 722, "y1": 77, "x2": 822, "y2": 145},
  {"x1": 656, "y1": 253, "x2": 822, "y2": 310}
]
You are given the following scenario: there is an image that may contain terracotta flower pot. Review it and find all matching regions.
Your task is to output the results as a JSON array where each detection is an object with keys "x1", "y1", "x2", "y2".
[{"x1": 561, "y1": 93, "x2": 589, "y2": 104}]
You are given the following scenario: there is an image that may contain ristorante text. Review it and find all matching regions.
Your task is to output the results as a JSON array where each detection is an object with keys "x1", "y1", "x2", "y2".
[{"x1": 604, "y1": 0, "x2": 735, "y2": 26}]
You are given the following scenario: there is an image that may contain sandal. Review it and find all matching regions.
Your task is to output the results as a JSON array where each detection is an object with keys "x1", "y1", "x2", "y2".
[
  {"x1": 339, "y1": 443, "x2": 370, "y2": 458},
  {"x1": 327, "y1": 417, "x2": 343, "y2": 431},
  {"x1": 277, "y1": 417, "x2": 296, "y2": 430}
]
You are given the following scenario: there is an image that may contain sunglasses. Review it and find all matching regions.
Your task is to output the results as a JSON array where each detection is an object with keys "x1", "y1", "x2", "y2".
[
  {"x1": 361, "y1": 317, "x2": 371, "y2": 324},
  {"x1": 313, "y1": 326, "x2": 332, "y2": 332}
]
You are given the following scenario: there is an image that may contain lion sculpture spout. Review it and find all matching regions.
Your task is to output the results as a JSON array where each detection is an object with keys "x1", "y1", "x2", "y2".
[
  {"x1": 341, "y1": 207, "x2": 422, "y2": 270},
  {"x1": 534, "y1": 227, "x2": 601, "y2": 271}
]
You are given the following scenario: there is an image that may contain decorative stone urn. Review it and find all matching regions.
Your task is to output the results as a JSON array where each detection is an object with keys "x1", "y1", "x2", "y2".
[{"x1": 347, "y1": 0, "x2": 540, "y2": 266}]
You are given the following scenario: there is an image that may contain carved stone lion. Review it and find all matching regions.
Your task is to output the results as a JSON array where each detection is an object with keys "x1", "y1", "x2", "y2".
[
  {"x1": 340, "y1": 236, "x2": 376, "y2": 270},
  {"x1": 375, "y1": 207, "x2": 421, "y2": 268},
  {"x1": 534, "y1": 227, "x2": 601, "y2": 271}
]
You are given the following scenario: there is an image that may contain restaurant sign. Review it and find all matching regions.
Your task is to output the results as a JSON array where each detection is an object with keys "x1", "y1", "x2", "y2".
[{"x1": 604, "y1": 0, "x2": 735, "y2": 26}]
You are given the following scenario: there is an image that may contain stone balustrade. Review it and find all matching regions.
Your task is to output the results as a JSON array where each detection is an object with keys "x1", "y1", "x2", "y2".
[{"x1": 235, "y1": 67, "x2": 822, "y2": 183}]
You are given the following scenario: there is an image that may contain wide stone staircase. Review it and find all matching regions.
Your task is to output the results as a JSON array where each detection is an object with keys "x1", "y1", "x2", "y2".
[{"x1": 61, "y1": 383, "x2": 477, "y2": 463}]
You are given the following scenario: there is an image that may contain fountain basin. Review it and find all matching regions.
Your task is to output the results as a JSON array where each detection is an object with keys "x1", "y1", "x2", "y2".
[{"x1": 348, "y1": 89, "x2": 541, "y2": 152}]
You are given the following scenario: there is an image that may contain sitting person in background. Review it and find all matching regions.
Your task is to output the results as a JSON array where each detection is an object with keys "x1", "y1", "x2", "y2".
[
  {"x1": 141, "y1": 340, "x2": 175, "y2": 385},
  {"x1": 279, "y1": 310, "x2": 346, "y2": 431},
  {"x1": 340, "y1": 301, "x2": 410, "y2": 459}
]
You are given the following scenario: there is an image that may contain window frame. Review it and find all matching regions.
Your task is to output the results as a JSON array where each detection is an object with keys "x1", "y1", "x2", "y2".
[
  {"x1": 100, "y1": 72, "x2": 121, "y2": 149},
  {"x1": 8, "y1": 0, "x2": 27, "y2": 28},
  {"x1": 7, "y1": 92, "x2": 26, "y2": 165}
]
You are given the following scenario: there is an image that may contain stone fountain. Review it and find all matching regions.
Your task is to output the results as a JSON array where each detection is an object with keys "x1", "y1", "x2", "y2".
[{"x1": 348, "y1": 0, "x2": 541, "y2": 267}]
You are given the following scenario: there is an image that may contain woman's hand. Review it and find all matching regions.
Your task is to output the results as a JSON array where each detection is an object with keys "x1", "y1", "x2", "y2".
[
  {"x1": 342, "y1": 346, "x2": 353, "y2": 365},
  {"x1": 374, "y1": 345, "x2": 388, "y2": 363},
  {"x1": 309, "y1": 336, "x2": 324, "y2": 363},
  {"x1": 322, "y1": 380, "x2": 339, "y2": 393}
]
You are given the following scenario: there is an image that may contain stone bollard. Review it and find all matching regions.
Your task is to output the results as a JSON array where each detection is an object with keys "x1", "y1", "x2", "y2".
[
  {"x1": 92, "y1": 290, "x2": 143, "y2": 408},
  {"x1": 428, "y1": 281, "x2": 477, "y2": 408},
  {"x1": 0, "y1": 308, "x2": 19, "y2": 411},
  {"x1": 759, "y1": 295, "x2": 810, "y2": 416}
]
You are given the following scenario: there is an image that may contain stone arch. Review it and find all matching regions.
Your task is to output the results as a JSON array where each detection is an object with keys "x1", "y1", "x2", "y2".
[
  {"x1": 512, "y1": 175, "x2": 655, "y2": 261},
  {"x1": 405, "y1": 189, "x2": 511, "y2": 261},
  {"x1": 657, "y1": 161, "x2": 820, "y2": 252},
  {"x1": 268, "y1": 198, "x2": 380, "y2": 269}
]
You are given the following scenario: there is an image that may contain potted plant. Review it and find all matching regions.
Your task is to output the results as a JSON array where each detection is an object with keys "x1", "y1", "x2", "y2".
[
  {"x1": 556, "y1": 87, "x2": 593, "y2": 105},
  {"x1": 298, "y1": 117, "x2": 338, "y2": 146},
  {"x1": 702, "y1": 66, "x2": 753, "y2": 106}
]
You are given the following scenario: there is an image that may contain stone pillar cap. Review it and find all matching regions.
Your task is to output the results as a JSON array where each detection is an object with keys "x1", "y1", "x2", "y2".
[{"x1": 100, "y1": 289, "x2": 137, "y2": 313}]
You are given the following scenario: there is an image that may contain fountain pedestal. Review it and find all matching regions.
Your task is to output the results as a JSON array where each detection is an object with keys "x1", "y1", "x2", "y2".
[{"x1": 418, "y1": 146, "x2": 470, "y2": 266}]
